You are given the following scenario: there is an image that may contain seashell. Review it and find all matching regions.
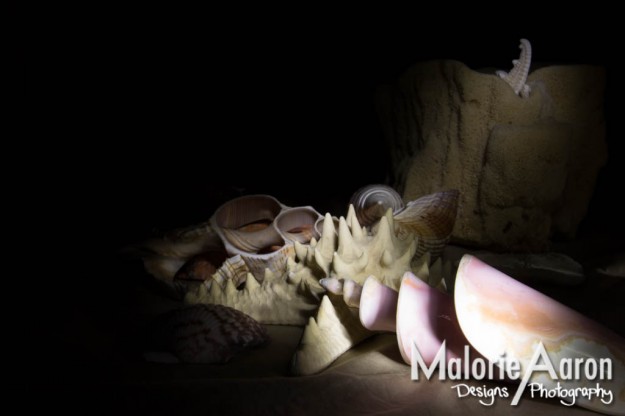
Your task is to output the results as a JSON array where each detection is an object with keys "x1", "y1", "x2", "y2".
[
  {"x1": 359, "y1": 277, "x2": 398, "y2": 332},
  {"x1": 292, "y1": 208, "x2": 417, "y2": 290},
  {"x1": 319, "y1": 277, "x2": 364, "y2": 308},
  {"x1": 275, "y1": 206, "x2": 322, "y2": 244},
  {"x1": 138, "y1": 221, "x2": 222, "y2": 259},
  {"x1": 394, "y1": 189, "x2": 459, "y2": 258},
  {"x1": 342, "y1": 279, "x2": 362, "y2": 308},
  {"x1": 470, "y1": 251, "x2": 585, "y2": 286},
  {"x1": 210, "y1": 196, "x2": 325, "y2": 281},
  {"x1": 288, "y1": 207, "x2": 428, "y2": 375},
  {"x1": 596, "y1": 253, "x2": 625, "y2": 278},
  {"x1": 124, "y1": 221, "x2": 223, "y2": 283},
  {"x1": 396, "y1": 272, "x2": 475, "y2": 368},
  {"x1": 290, "y1": 295, "x2": 371, "y2": 376},
  {"x1": 209, "y1": 255, "x2": 249, "y2": 288},
  {"x1": 313, "y1": 215, "x2": 340, "y2": 238},
  {"x1": 236, "y1": 242, "x2": 295, "y2": 282},
  {"x1": 148, "y1": 304, "x2": 268, "y2": 364},
  {"x1": 319, "y1": 277, "x2": 344, "y2": 295},
  {"x1": 185, "y1": 257, "x2": 323, "y2": 325},
  {"x1": 142, "y1": 256, "x2": 188, "y2": 282},
  {"x1": 350, "y1": 184, "x2": 405, "y2": 227},
  {"x1": 211, "y1": 195, "x2": 286, "y2": 254},
  {"x1": 455, "y1": 255, "x2": 625, "y2": 414},
  {"x1": 174, "y1": 248, "x2": 228, "y2": 282}
]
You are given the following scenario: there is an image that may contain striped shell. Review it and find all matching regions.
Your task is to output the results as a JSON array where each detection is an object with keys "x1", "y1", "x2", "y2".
[
  {"x1": 152, "y1": 304, "x2": 268, "y2": 364},
  {"x1": 349, "y1": 184, "x2": 405, "y2": 227},
  {"x1": 394, "y1": 190, "x2": 459, "y2": 258}
]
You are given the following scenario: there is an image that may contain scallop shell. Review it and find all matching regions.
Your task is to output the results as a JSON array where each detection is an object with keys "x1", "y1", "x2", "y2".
[
  {"x1": 349, "y1": 184, "x2": 405, "y2": 227},
  {"x1": 148, "y1": 304, "x2": 268, "y2": 364}
]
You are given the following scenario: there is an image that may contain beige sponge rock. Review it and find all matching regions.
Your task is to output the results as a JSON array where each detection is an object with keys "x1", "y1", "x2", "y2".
[{"x1": 377, "y1": 60, "x2": 606, "y2": 250}]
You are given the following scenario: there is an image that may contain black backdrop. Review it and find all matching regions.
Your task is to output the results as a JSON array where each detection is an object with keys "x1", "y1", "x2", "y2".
[{"x1": 83, "y1": 26, "x2": 623, "y2": 252}]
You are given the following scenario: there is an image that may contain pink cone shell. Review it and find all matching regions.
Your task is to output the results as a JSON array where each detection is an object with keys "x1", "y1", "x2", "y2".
[{"x1": 455, "y1": 255, "x2": 625, "y2": 415}]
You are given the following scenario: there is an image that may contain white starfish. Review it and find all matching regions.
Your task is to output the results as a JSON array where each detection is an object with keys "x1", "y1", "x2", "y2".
[{"x1": 496, "y1": 38, "x2": 532, "y2": 98}]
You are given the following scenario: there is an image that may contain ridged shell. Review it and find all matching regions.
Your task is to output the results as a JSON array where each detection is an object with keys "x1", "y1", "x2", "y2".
[
  {"x1": 150, "y1": 304, "x2": 268, "y2": 364},
  {"x1": 393, "y1": 190, "x2": 459, "y2": 258},
  {"x1": 350, "y1": 184, "x2": 405, "y2": 227}
]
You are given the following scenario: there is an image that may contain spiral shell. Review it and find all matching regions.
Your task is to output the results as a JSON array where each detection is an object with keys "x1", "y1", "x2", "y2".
[
  {"x1": 150, "y1": 304, "x2": 268, "y2": 364},
  {"x1": 349, "y1": 184, "x2": 405, "y2": 227}
]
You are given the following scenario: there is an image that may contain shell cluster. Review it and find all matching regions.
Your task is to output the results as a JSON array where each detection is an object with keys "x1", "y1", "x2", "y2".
[
  {"x1": 130, "y1": 186, "x2": 460, "y2": 373},
  {"x1": 211, "y1": 195, "x2": 322, "y2": 279},
  {"x1": 350, "y1": 186, "x2": 459, "y2": 259},
  {"x1": 148, "y1": 304, "x2": 268, "y2": 364}
]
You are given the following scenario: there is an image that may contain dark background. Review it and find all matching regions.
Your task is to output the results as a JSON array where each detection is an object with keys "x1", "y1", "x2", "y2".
[{"x1": 87, "y1": 26, "x2": 623, "y2": 250}]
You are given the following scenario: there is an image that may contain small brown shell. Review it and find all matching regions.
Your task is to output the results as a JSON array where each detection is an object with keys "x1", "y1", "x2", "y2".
[
  {"x1": 174, "y1": 249, "x2": 228, "y2": 282},
  {"x1": 152, "y1": 304, "x2": 268, "y2": 364}
]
